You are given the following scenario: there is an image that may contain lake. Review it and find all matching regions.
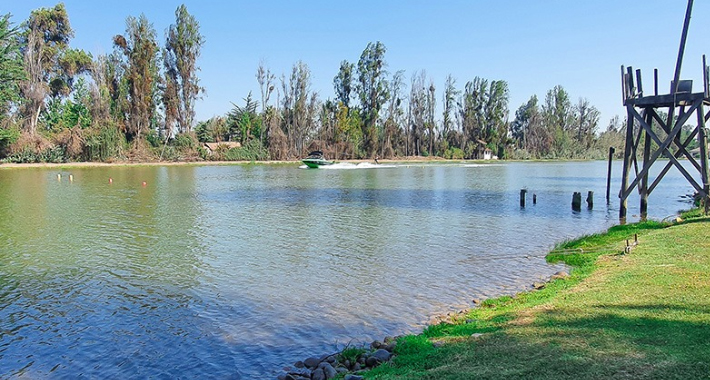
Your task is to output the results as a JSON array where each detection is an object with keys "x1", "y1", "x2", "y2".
[{"x1": 0, "y1": 160, "x2": 696, "y2": 378}]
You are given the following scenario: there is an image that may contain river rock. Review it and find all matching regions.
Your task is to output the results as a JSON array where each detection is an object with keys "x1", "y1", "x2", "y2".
[
  {"x1": 551, "y1": 271, "x2": 569, "y2": 280},
  {"x1": 365, "y1": 348, "x2": 392, "y2": 367},
  {"x1": 294, "y1": 361, "x2": 305, "y2": 369},
  {"x1": 532, "y1": 282, "x2": 546, "y2": 290},
  {"x1": 304, "y1": 357, "x2": 321, "y2": 369},
  {"x1": 320, "y1": 362, "x2": 337, "y2": 379},
  {"x1": 344, "y1": 375, "x2": 364, "y2": 380},
  {"x1": 311, "y1": 368, "x2": 325, "y2": 380},
  {"x1": 370, "y1": 340, "x2": 382, "y2": 349}
]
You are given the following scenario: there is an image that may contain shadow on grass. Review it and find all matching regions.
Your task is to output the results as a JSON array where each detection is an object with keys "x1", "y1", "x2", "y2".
[{"x1": 373, "y1": 303, "x2": 710, "y2": 380}]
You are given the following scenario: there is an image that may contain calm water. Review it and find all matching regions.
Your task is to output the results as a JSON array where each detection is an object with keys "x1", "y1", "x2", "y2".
[{"x1": 0, "y1": 161, "x2": 695, "y2": 378}]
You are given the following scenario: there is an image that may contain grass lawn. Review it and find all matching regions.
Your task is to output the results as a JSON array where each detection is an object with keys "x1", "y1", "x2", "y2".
[{"x1": 365, "y1": 216, "x2": 710, "y2": 379}]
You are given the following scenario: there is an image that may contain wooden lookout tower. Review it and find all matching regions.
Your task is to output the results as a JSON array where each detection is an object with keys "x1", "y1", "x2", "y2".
[{"x1": 619, "y1": 0, "x2": 710, "y2": 219}]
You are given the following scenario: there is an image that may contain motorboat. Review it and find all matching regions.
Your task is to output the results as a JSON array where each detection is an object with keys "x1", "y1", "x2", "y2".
[{"x1": 301, "y1": 151, "x2": 334, "y2": 168}]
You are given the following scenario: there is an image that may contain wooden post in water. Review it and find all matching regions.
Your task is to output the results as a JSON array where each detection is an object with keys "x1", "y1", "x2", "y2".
[
  {"x1": 533, "y1": 193, "x2": 537, "y2": 205},
  {"x1": 587, "y1": 191, "x2": 594, "y2": 209},
  {"x1": 606, "y1": 147, "x2": 615, "y2": 204},
  {"x1": 520, "y1": 189, "x2": 527, "y2": 207},
  {"x1": 572, "y1": 192, "x2": 582, "y2": 211}
]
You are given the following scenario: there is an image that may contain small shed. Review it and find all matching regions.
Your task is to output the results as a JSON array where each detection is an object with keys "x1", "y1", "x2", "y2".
[{"x1": 483, "y1": 148, "x2": 493, "y2": 160}]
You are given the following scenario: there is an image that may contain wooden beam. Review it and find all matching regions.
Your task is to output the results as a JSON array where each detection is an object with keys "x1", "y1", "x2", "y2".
[
  {"x1": 641, "y1": 109, "x2": 653, "y2": 216},
  {"x1": 649, "y1": 108, "x2": 701, "y2": 171},
  {"x1": 671, "y1": 0, "x2": 694, "y2": 95},
  {"x1": 648, "y1": 126, "x2": 699, "y2": 195},
  {"x1": 704, "y1": 55, "x2": 709, "y2": 98},
  {"x1": 698, "y1": 102, "x2": 710, "y2": 213},
  {"x1": 621, "y1": 65, "x2": 627, "y2": 105},
  {"x1": 627, "y1": 66, "x2": 636, "y2": 98},
  {"x1": 620, "y1": 102, "x2": 704, "y2": 200},
  {"x1": 636, "y1": 69, "x2": 644, "y2": 97},
  {"x1": 619, "y1": 105, "x2": 635, "y2": 219},
  {"x1": 654, "y1": 68, "x2": 659, "y2": 96}
]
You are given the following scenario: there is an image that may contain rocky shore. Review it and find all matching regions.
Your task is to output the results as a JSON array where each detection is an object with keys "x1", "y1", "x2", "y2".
[
  {"x1": 278, "y1": 337, "x2": 398, "y2": 380},
  {"x1": 278, "y1": 270, "x2": 570, "y2": 380}
]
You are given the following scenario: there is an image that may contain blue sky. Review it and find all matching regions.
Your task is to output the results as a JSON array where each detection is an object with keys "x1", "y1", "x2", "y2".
[{"x1": 4, "y1": 1, "x2": 709, "y2": 129}]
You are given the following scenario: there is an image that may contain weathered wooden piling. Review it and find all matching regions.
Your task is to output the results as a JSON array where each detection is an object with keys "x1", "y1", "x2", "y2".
[
  {"x1": 533, "y1": 193, "x2": 537, "y2": 205},
  {"x1": 587, "y1": 191, "x2": 594, "y2": 209},
  {"x1": 520, "y1": 189, "x2": 527, "y2": 207},
  {"x1": 572, "y1": 192, "x2": 582, "y2": 211},
  {"x1": 606, "y1": 147, "x2": 615, "y2": 204}
]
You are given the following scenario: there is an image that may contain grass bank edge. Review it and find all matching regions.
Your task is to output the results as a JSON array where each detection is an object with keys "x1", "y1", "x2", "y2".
[{"x1": 366, "y1": 208, "x2": 707, "y2": 377}]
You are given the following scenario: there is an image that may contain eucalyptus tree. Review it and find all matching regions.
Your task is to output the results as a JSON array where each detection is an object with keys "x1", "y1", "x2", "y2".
[
  {"x1": 460, "y1": 77, "x2": 487, "y2": 157},
  {"x1": 113, "y1": 14, "x2": 160, "y2": 142},
  {"x1": 19, "y1": 3, "x2": 91, "y2": 135},
  {"x1": 0, "y1": 13, "x2": 24, "y2": 120},
  {"x1": 572, "y1": 97, "x2": 600, "y2": 148},
  {"x1": 381, "y1": 70, "x2": 405, "y2": 157},
  {"x1": 281, "y1": 61, "x2": 318, "y2": 156},
  {"x1": 483, "y1": 80, "x2": 509, "y2": 156},
  {"x1": 408, "y1": 71, "x2": 430, "y2": 156},
  {"x1": 441, "y1": 74, "x2": 460, "y2": 150},
  {"x1": 256, "y1": 61, "x2": 275, "y2": 144},
  {"x1": 356, "y1": 41, "x2": 389, "y2": 157},
  {"x1": 542, "y1": 85, "x2": 573, "y2": 156},
  {"x1": 334, "y1": 60, "x2": 354, "y2": 109},
  {"x1": 163, "y1": 4, "x2": 204, "y2": 135}
]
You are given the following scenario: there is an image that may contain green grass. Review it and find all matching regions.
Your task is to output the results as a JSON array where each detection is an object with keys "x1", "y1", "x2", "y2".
[{"x1": 364, "y1": 214, "x2": 710, "y2": 379}]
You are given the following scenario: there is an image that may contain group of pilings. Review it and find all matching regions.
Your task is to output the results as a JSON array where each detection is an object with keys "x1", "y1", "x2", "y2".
[{"x1": 519, "y1": 189, "x2": 594, "y2": 211}]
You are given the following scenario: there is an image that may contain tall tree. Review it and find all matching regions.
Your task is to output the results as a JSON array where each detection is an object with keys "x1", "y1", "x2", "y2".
[
  {"x1": 460, "y1": 77, "x2": 487, "y2": 157},
  {"x1": 113, "y1": 14, "x2": 160, "y2": 141},
  {"x1": 163, "y1": 4, "x2": 204, "y2": 135},
  {"x1": 256, "y1": 61, "x2": 275, "y2": 144},
  {"x1": 542, "y1": 85, "x2": 573, "y2": 156},
  {"x1": 572, "y1": 97, "x2": 600, "y2": 148},
  {"x1": 483, "y1": 80, "x2": 509, "y2": 156},
  {"x1": 381, "y1": 70, "x2": 405, "y2": 157},
  {"x1": 281, "y1": 61, "x2": 318, "y2": 156},
  {"x1": 0, "y1": 13, "x2": 25, "y2": 119},
  {"x1": 334, "y1": 60, "x2": 354, "y2": 109},
  {"x1": 19, "y1": 3, "x2": 90, "y2": 135},
  {"x1": 408, "y1": 71, "x2": 428, "y2": 156},
  {"x1": 511, "y1": 95, "x2": 547, "y2": 156},
  {"x1": 356, "y1": 41, "x2": 389, "y2": 157},
  {"x1": 441, "y1": 74, "x2": 459, "y2": 147}
]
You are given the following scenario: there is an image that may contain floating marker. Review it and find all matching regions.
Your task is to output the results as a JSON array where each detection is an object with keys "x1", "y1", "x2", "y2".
[
  {"x1": 69, "y1": 174, "x2": 74, "y2": 182},
  {"x1": 57, "y1": 174, "x2": 61, "y2": 181},
  {"x1": 142, "y1": 181, "x2": 147, "y2": 187},
  {"x1": 109, "y1": 177, "x2": 113, "y2": 184}
]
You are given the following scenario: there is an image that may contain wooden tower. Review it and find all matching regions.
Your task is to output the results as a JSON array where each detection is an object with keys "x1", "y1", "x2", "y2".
[{"x1": 619, "y1": 0, "x2": 710, "y2": 220}]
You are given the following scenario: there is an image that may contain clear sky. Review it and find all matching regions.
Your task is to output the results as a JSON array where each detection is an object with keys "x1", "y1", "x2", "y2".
[{"x1": 4, "y1": 1, "x2": 709, "y2": 129}]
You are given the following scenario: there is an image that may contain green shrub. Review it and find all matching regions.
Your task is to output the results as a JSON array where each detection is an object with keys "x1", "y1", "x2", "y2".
[
  {"x1": 83, "y1": 124, "x2": 125, "y2": 161},
  {"x1": 218, "y1": 139, "x2": 269, "y2": 161}
]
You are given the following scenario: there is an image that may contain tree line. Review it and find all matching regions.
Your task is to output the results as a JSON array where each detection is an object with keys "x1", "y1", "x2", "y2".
[{"x1": 0, "y1": 3, "x2": 629, "y2": 163}]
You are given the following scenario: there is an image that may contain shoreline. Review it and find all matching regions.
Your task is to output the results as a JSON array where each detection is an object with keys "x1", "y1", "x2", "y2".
[
  {"x1": 0, "y1": 156, "x2": 608, "y2": 170},
  {"x1": 278, "y1": 214, "x2": 706, "y2": 379}
]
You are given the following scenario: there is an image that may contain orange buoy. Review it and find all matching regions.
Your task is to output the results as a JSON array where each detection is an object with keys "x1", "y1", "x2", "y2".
[
  {"x1": 109, "y1": 177, "x2": 113, "y2": 184},
  {"x1": 142, "y1": 181, "x2": 147, "y2": 187}
]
